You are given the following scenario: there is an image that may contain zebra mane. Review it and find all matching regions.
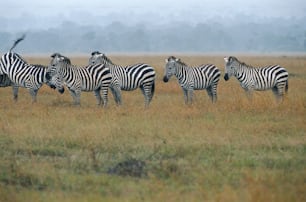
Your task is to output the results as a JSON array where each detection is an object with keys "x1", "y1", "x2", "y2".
[
  {"x1": 174, "y1": 58, "x2": 188, "y2": 67},
  {"x1": 167, "y1": 56, "x2": 177, "y2": 61},
  {"x1": 91, "y1": 51, "x2": 102, "y2": 56},
  {"x1": 230, "y1": 56, "x2": 253, "y2": 68},
  {"x1": 90, "y1": 51, "x2": 114, "y2": 65},
  {"x1": 176, "y1": 59, "x2": 188, "y2": 67},
  {"x1": 100, "y1": 54, "x2": 114, "y2": 65},
  {"x1": 50, "y1": 53, "x2": 71, "y2": 65},
  {"x1": 9, "y1": 34, "x2": 26, "y2": 52},
  {"x1": 167, "y1": 56, "x2": 188, "y2": 67},
  {"x1": 61, "y1": 56, "x2": 71, "y2": 65},
  {"x1": 51, "y1": 53, "x2": 63, "y2": 58}
]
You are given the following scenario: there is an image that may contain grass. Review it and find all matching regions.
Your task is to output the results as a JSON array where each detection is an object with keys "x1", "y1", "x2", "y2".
[{"x1": 0, "y1": 54, "x2": 305, "y2": 202}]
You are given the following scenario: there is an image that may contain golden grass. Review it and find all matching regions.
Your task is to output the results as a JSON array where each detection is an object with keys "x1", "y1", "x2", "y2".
[{"x1": 0, "y1": 55, "x2": 305, "y2": 202}]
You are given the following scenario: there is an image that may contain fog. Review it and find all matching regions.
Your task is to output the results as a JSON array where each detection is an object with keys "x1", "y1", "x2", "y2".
[{"x1": 0, "y1": 0, "x2": 305, "y2": 53}]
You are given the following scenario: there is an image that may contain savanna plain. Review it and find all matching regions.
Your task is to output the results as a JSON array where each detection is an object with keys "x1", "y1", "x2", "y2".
[{"x1": 0, "y1": 55, "x2": 305, "y2": 202}]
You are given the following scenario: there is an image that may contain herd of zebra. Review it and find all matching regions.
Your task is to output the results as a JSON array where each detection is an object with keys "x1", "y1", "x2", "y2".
[{"x1": 0, "y1": 36, "x2": 289, "y2": 107}]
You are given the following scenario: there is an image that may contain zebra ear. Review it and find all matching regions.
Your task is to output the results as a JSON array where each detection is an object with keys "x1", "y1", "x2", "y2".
[
  {"x1": 224, "y1": 57, "x2": 229, "y2": 63},
  {"x1": 175, "y1": 58, "x2": 180, "y2": 62},
  {"x1": 59, "y1": 56, "x2": 67, "y2": 62},
  {"x1": 165, "y1": 58, "x2": 169, "y2": 63},
  {"x1": 91, "y1": 51, "x2": 102, "y2": 56},
  {"x1": 51, "y1": 53, "x2": 58, "y2": 58},
  {"x1": 51, "y1": 53, "x2": 62, "y2": 58}
]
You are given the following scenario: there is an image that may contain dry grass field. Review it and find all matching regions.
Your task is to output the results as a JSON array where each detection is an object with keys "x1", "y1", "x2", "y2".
[{"x1": 0, "y1": 54, "x2": 305, "y2": 202}]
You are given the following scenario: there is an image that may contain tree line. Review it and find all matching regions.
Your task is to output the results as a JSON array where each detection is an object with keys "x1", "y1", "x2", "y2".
[{"x1": 0, "y1": 17, "x2": 305, "y2": 54}]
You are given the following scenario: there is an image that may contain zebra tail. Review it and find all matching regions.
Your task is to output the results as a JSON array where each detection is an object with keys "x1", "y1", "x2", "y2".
[
  {"x1": 9, "y1": 34, "x2": 26, "y2": 52},
  {"x1": 285, "y1": 80, "x2": 288, "y2": 93}
]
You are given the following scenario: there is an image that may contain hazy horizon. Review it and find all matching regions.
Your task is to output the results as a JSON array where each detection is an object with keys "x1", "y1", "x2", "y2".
[{"x1": 1, "y1": 0, "x2": 305, "y2": 53}]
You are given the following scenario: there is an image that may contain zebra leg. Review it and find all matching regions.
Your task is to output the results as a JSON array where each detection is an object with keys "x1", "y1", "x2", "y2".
[
  {"x1": 100, "y1": 86, "x2": 109, "y2": 108},
  {"x1": 110, "y1": 85, "x2": 122, "y2": 106},
  {"x1": 29, "y1": 89, "x2": 38, "y2": 103},
  {"x1": 245, "y1": 89, "x2": 253, "y2": 101},
  {"x1": 94, "y1": 88, "x2": 102, "y2": 106},
  {"x1": 147, "y1": 82, "x2": 155, "y2": 104},
  {"x1": 188, "y1": 90, "x2": 194, "y2": 104},
  {"x1": 69, "y1": 89, "x2": 81, "y2": 105},
  {"x1": 206, "y1": 85, "x2": 218, "y2": 103},
  {"x1": 272, "y1": 83, "x2": 286, "y2": 103},
  {"x1": 12, "y1": 85, "x2": 19, "y2": 102},
  {"x1": 110, "y1": 87, "x2": 117, "y2": 104},
  {"x1": 206, "y1": 87, "x2": 214, "y2": 103},
  {"x1": 141, "y1": 85, "x2": 153, "y2": 107},
  {"x1": 183, "y1": 88, "x2": 188, "y2": 104},
  {"x1": 115, "y1": 88, "x2": 122, "y2": 106}
]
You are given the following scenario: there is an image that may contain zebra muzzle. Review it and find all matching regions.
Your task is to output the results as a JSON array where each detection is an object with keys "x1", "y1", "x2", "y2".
[
  {"x1": 58, "y1": 88, "x2": 65, "y2": 94},
  {"x1": 163, "y1": 76, "x2": 169, "y2": 82},
  {"x1": 224, "y1": 74, "x2": 229, "y2": 81}
]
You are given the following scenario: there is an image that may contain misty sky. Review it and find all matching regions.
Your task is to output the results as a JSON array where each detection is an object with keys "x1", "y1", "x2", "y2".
[
  {"x1": 1, "y1": 0, "x2": 306, "y2": 18},
  {"x1": 0, "y1": 0, "x2": 305, "y2": 53}
]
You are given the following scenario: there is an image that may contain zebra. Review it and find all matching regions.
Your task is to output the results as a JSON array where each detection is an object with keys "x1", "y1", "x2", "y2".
[
  {"x1": 46, "y1": 53, "x2": 112, "y2": 107},
  {"x1": 163, "y1": 56, "x2": 221, "y2": 104},
  {"x1": 223, "y1": 56, "x2": 289, "y2": 102},
  {"x1": 89, "y1": 51, "x2": 156, "y2": 107},
  {"x1": 0, "y1": 35, "x2": 64, "y2": 103}
]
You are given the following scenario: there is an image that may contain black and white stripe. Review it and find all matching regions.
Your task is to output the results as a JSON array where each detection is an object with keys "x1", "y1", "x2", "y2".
[
  {"x1": 46, "y1": 53, "x2": 112, "y2": 107},
  {"x1": 89, "y1": 51, "x2": 156, "y2": 107},
  {"x1": 0, "y1": 36, "x2": 64, "y2": 103},
  {"x1": 0, "y1": 46, "x2": 64, "y2": 103},
  {"x1": 163, "y1": 56, "x2": 221, "y2": 104},
  {"x1": 223, "y1": 56, "x2": 289, "y2": 102}
]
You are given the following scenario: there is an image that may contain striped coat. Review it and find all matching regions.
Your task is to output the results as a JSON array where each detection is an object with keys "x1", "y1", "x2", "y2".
[
  {"x1": 224, "y1": 56, "x2": 288, "y2": 102},
  {"x1": 163, "y1": 56, "x2": 221, "y2": 104}
]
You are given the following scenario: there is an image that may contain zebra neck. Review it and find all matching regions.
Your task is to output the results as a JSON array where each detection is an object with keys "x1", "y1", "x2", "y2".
[
  {"x1": 60, "y1": 63, "x2": 73, "y2": 79},
  {"x1": 101, "y1": 57, "x2": 114, "y2": 65},
  {"x1": 175, "y1": 64, "x2": 189, "y2": 81},
  {"x1": 235, "y1": 65, "x2": 251, "y2": 82},
  {"x1": 107, "y1": 63, "x2": 117, "y2": 69}
]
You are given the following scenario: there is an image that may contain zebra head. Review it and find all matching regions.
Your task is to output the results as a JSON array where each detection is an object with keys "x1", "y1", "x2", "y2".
[
  {"x1": 89, "y1": 51, "x2": 103, "y2": 65},
  {"x1": 46, "y1": 53, "x2": 61, "y2": 81},
  {"x1": 46, "y1": 53, "x2": 70, "y2": 80},
  {"x1": 163, "y1": 56, "x2": 180, "y2": 82},
  {"x1": 89, "y1": 51, "x2": 114, "y2": 66},
  {"x1": 48, "y1": 74, "x2": 65, "y2": 94},
  {"x1": 224, "y1": 56, "x2": 239, "y2": 81},
  {"x1": 45, "y1": 53, "x2": 68, "y2": 93}
]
